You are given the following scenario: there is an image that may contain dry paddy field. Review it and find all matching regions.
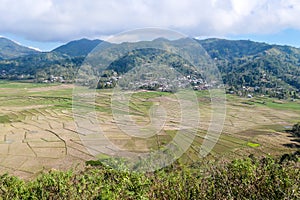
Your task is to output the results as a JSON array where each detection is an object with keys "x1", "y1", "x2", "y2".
[{"x1": 0, "y1": 81, "x2": 299, "y2": 178}]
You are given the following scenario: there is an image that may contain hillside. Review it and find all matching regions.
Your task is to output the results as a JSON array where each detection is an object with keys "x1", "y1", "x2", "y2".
[
  {"x1": 0, "y1": 37, "x2": 38, "y2": 59},
  {"x1": 198, "y1": 39, "x2": 300, "y2": 98},
  {"x1": 0, "y1": 52, "x2": 83, "y2": 81},
  {"x1": 82, "y1": 38, "x2": 300, "y2": 97},
  {"x1": 52, "y1": 38, "x2": 102, "y2": 57},
  {"x1": 0, "y1": 37, "x2": 299, "y2": 98}
]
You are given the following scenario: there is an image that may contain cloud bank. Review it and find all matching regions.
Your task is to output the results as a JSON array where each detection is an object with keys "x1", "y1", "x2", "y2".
[{"x1": 1, "y1": 0, "x2": 300, "y2": 42}]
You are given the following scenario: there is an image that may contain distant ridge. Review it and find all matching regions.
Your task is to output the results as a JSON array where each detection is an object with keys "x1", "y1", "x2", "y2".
[
  {"x1": 0, "y1": 37, "x2": 299, "y2": 97},
  {"x1": 52, "y1": 38, "x2": 102, "y2": 57},
  {"x1": 0, "y1": 37, "x2": 38, "y2": 59},
  {"x1": 197, "y1": 38, "x2": 300, "y2": 92},
  {"x1": 197, "y1": 38, "x2": 272, "y2": 59}
]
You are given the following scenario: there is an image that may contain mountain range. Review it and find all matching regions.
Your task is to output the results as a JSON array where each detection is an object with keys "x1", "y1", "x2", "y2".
[
  {"x1": 0, "y1": 37, "x2": 38, "y2": 60},
  {"x1": 0, "y1": 36, "x2": 299, "y2": 98},
  {"x1": 52, "y1": 38, "x2": 102, "y2": 57}
]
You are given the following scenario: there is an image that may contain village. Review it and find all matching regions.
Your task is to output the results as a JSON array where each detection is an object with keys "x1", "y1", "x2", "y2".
[{"x1": 96, "y1": 70, "x2": 213, "y2": 92}]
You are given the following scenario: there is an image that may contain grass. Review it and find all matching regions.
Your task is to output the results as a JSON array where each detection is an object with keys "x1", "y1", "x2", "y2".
[
  {"x1": 247, "y1": 142, "x2": 261, "y2": 148},
  {"x1": 0, "y1": 96, "x2": 72, "y2": 109},
  {"x1": 0, "y1": 80, "x2": 59, "y2": 89},
  {"x1": 130, "y1": 90, "x2": 170, "y2": 99},
  {"x1": 243, "y1": 96, "x2": 300, "y2": 111},
  {"x1": 225, "y1": 94, "x2": 300, "y2": 110},
  {"x1": 0, "y1": 115, "x2": 11, "y2": 123}
]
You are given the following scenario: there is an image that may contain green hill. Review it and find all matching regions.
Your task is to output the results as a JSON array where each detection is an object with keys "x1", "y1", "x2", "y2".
[
  {"x1": 0, "y1": 52, "x2": 83, "y2": 81},
  {"x1": 52, "y1": 38, "x2": 102, "y2": 57},
  {"x1": 0, "y1": 37, "x2": 299, "y2": 98},
  {"x1": 198, "y1": 39, "x2": 300, "y2": 97},
  {"x1": 198, "y1": 38, "x2": 271, "y2": 59},
  {"x1": 0, "y1": 37, "x2": 38, "y2": 59}
]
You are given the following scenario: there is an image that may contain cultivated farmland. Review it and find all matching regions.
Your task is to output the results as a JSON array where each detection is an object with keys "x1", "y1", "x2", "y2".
[{"x1": 0, "y1": 81, "x2": 299, "y2": 178}]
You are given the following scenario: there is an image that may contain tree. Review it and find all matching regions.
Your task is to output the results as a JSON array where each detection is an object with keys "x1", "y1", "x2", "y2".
[{"x1": 291, "y1": 122, "x2": 300, "y2": 137}]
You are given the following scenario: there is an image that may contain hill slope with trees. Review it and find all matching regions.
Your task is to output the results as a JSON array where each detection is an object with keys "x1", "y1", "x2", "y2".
[
  {"x1": 0, "y1": 37, "x2": 38, "y2": 60},
  {"x1": 0, "y1": 37, "x2": 299, "y2": 98}
]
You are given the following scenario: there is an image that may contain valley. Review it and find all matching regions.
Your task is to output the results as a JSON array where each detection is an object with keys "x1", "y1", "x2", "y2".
[
  {"x1": 0, "y1": 81, "x2": 299, "y2": 179},
  {"x1": 0, "y1": 36, "x2": 299, "y2": 199},
  {"x1": 1, "y1": 1, "x2": 300, "y2": 198}
]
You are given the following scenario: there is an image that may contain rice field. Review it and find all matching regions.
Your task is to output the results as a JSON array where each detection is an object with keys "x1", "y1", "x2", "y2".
[{"x1": 0, "y1": 80, "x2": 299, "y2": 178}]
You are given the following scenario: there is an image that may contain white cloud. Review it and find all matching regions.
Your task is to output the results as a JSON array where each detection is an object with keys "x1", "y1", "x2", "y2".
[
  {"x1": 28, "y1": 46, "x2": 42, "y2": 52},
  {"x1": 0, "y1": 0, "x2": 300, "y2": 42}
]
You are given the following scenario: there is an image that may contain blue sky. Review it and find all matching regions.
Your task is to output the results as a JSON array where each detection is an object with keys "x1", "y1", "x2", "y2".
[
  {"x1": 1, "y1": 0, "x2": 300, "y2": 51},
  {"x1": 227, "y1": 29, "x2": 300, "y2": 47},
  {"x1": 1, "y1": 33, "x2": 63, "y2": 51}
]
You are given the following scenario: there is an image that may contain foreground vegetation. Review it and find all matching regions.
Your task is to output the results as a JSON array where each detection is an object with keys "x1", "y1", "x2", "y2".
[{"x1": 0, "y1": 151, "x2": 299, "y2": 199}]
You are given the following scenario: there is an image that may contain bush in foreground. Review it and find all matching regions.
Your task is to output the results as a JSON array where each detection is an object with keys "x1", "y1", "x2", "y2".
[{"x1": 0, "y1": 151, "x2": 299, "y2": 199}]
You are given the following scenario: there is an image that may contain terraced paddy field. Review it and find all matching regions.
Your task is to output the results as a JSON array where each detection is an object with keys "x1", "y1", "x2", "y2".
[{"x1": 0, "y1": 80, "x2": 299, "y2": 178}]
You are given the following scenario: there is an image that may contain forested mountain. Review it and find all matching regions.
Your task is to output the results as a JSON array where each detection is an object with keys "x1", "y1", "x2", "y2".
[
  {"x1": 198, "y1": 39, "x2": 300, "y2": 97},
  {"x1": 0, "y1": 37, "x2": 299, "y2": 98},
  {"x1": 0, "y1": 52, "x2": 82, "y2": 81},
  {"x1": 52, "y1": 38, "x2": 102, "y2": 57},
  {"x1": 0, "y1": 37, "x2": 38, "y2": 59}
]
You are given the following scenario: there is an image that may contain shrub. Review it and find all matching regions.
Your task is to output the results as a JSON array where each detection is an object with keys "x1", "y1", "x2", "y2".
[{"x1": 0, "y1": 152, "x2": 299, "y2": 199}]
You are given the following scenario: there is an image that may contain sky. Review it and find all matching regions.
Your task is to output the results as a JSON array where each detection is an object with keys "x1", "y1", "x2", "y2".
[{"x1": 1, "y1": 0, "x2": 300, "y2": 51}]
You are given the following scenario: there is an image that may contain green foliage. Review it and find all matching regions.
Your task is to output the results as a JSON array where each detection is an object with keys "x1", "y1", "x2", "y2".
[
  {"x1": 52, "y1": 38, "x2": 102, "y2": 57},
  {"x1": 0, "y1": 174, "x2": 29, "y2": 199},
  {"x1": 0, "y1": 152, "x2": 299, "y2": 199},
  {"x1": 198, "y1": 38, "x2": 300, "y2": 99},
  {"x1": 0, "y1": 52, "x2": 83, "y2": 82},
  {"x1": 0, "y1": 115, "x2": 11, "y2": 123},
  {"x1": 28, "y1": 170, "x2": 74, "y2": 199},
  {"x1": 200, "y1": 152, "x2": 300, "y2": 199},
  {"x1": 292, "y1": 122, "x2": 300, "y2": 137},
  {"x1": 247, "y1": 142, "x2": 260, "y2": 147}
]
